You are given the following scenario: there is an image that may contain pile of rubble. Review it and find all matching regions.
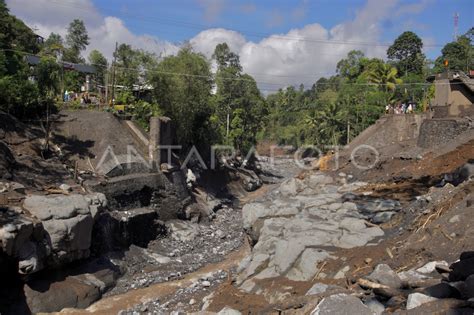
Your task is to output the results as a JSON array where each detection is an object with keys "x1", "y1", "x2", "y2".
[{"x1": 303, "y1": 252, "x2": 474, "y2": 314}]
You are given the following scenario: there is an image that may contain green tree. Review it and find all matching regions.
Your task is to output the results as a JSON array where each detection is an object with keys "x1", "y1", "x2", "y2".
[
  {"x1": 305, "y1": 90, "x2": 347, "y2": 146},
  {"x1": 36, "y1": 56, "x2": 61, "y2": 151},
  {"x1": 148, "y1": 46, "x2": 216, "y2": 152},
  {"x1": 88, "y1": 49, "x2": 108, "y2": 86},
  {"x1": 114, "y1": 44, "x2": 157, "y2": 91},
  {"x1": 365, "y1": 62, "x2": 402, "y2": 97},
  {"x1": 387, "y1": 31, "x2": 425, "y2": 76},
  {"x1": 64, "y1": 19, "x2": 89, "y2": 63},
  {"x1": 42, "y1": 33, "x2": 64, "y2": 58},
  {"x1": 0, "y1": 0, "x2": 40, "y2": 117},
  {"x1": 336, "y1": 50, "x2": 366, "y2": 81},
  {"x1": 212, "y1": 42, "x2": 266, "y2": 152},
  {"x1": 434, "y1": 29, "x2": 473, "y2": 72}
]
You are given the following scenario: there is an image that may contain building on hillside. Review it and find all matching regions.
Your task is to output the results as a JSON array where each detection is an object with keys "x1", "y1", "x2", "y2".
[
  {"x1": 427, "y1": 70, "x2": 474, "y2": 117},
  {"x1": 25, "y1": 55, "x2": 96, "y2": 75}
]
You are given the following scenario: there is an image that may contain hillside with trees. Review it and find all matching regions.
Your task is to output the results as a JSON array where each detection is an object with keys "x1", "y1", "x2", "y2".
[{"x1": 0, "y1": 0, "x2": 473, "y2": 155}]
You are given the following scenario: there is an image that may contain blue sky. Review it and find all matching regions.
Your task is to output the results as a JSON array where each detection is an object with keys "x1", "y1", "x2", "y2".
[
  {"x1": 7, "y1": 0, "x2": 474, "y2": 90},
  {"x1": 91, "y1": 0, "x2": 473, "y2": 58}
]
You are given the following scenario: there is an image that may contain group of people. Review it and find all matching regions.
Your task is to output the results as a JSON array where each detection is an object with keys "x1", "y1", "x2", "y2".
[
  {"x1": 63, "y1": 91, "x2": 100, "y2": 105},
  {"x1": 385, "y1": 102, "x2": 417, "y2": 115}
]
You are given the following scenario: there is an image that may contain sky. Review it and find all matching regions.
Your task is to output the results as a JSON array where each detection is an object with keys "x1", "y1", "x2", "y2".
[{"x1": 5, "y1": 0, "x2": 474, "y2": 92}]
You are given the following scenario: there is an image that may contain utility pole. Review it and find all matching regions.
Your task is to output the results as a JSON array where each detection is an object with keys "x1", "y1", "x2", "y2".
[
  {"x1": 346, "y1": 120, "x2": 350, "y2": 145},
  {"x1": 104, "y1": 69, "x2": 109, "y2": 109},
  {"x1": 110, "y1": 42, "x2": 118, "y2": 106}
]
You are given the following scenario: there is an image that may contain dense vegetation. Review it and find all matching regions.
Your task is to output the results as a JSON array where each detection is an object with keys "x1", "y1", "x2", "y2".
[{"x1": 0, "y1": 0, "x2": 473, "y2": 155}]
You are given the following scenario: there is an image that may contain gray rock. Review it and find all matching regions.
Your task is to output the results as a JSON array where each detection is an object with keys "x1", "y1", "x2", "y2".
[
  {"x1": 272, "y1": 238, "x2": 306, "y2": 274},
  {"x1": 0, "y1": 181, "x2": 9, "y2": 193},
  {"x1": 364, "y1": 298, "x2": 385, "y2": 315},
  {"x1": 465, "y1": 274, "x2": 474, "y2": 298},
  {"x1": 241, "y1": 203, "x2": 269, "y2": 231},
  {"x1": 311, "y1": 294, "x2": 376, "y2": 315},
  {"x1": 24, "y1": 194, "x2": 92, "y2": 220},
  {"x1": 371, "y1": 211, "x2": 396, "y2": 224},
  {"x1": 286, "y1": 248, "x2": 331, "y2": 281},
  {"x1": 237, "y1": 253, "x2": 269, "y2": 282},
  {"x1": 398, "y1": 270, "x2": 430, "y2": 283},
  {"x1": 59, "y1": 184, "x2": 71, "y2": 192},
  {"x1": 23, "y1": 258, "x2": 118, "y2": 313},
  {"x1": 367, "y1": 264, "x2": 402, "y2": 289},
  {"x1": 306, "y1": 174, "x2": 334, "y2": 188},
  {"x1": 416, "y1": 261, "x2": 448, "y2": 274},
  {"x1": 305, "y1": 283, "x2": 328, "y2": 296},
  {"x1": 279, "y1": 178, "x2": 305, "y2": 196},
  {"x1": 334, "y1": 266, "x2": 350, "y2": 279},
  {"x1": 449, "y1": 215, "x2": 461, "y2": 223},
  {"x1": 14, "y1": 194, "x2": 107, "y2": 272},
  {"x1": 406, "y1": 293, "x2": 438, "y2": 310},
  {"x1": 166, "y1": 220, "x2": 200, "y2": 242},
  {"x1": 217, "y1": 306, "x2": 242, "y2": 315}
]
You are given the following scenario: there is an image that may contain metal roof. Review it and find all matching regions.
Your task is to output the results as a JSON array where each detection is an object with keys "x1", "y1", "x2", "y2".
[{"x1": 25, "y1": 55, "x2": 96, "y2": 74}]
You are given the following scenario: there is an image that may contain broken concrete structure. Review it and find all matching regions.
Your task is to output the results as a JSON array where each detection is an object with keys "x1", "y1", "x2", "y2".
[
  {"x1": 428, "y1": 70, "x2": 474, "y2": 117},
  {"x1": 149, "y1": 116, "x2": 174, "y2": 168}
]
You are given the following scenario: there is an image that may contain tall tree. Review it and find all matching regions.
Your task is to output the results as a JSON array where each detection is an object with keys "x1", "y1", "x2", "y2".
[
  {"x1": 88, "y1": 50, "x2": 108, "y2": 86},
  {"x1": 42, "y1": 33, "x2": 64, "y2": 58},
  {"x1": 365, "y1": 61, "x2": 402, "y2": 104},
  {"x1": 0, "y1": 0, "x2": 40, "y2": 117},
  {"x1": 212, "y1": 42, "x2": 265, "y2": 152},
  {"x1": 212, "y1": 42, "x2": 242, "y2": 70},
  {"x1": 336, "y1": 50, "x2": 366, "y2": 81},
  {"x1": 64, "y1": 19, "x2": 89, "y2": 63},
  {"x1": 387, "y1": 31, "x2": 425, "y2": 76},
  {"x1": 148, "y1": 47, "x2": 215, "y2": 151},
  {"x1": 434, "y1": 29, "x2": 473, "y2": 72}
]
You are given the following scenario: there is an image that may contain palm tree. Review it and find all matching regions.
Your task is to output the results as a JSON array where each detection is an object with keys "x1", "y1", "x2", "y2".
[
  {"x1": 366, "y1": 63, "x2": 402, "y2": 104},
  {"x1": 305, "y1": 101, "x2": 347, "y2": 146}
]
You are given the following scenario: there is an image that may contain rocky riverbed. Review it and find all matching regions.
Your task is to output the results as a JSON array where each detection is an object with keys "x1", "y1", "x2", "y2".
[{"x1": 236, "y1": 172, "x2": 400, "y2": 290}]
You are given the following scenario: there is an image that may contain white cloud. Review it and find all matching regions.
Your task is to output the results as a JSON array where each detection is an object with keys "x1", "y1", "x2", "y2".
[
  {"x1": 190, "y1": 28, "x2": 247, "y2": 57},
  {"x1": 6, "y1": 0, "x2": 179, "y2": 61},
  {"x1": 190, "y1": 0, "x2": 398, "y2": 92},
  {"x1": 7, "y1": 0, "x2": 428, "y2": 92}
]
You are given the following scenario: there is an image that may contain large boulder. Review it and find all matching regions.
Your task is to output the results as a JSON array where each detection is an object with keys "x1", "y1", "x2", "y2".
[
  {"x1": 367, "y1": 264, "x2": 403, "y2": 289},
  {"x1": 21, "y1": 257, "x2": 119, "y2": 314},
  {"x1": 311, "y1": 294, "x2": 376, "y2": 315},
  {"x1": 0, "y1": 207, "x2": 45, "y2": 274},
  {"x1": 15, "y1": 193, "x2": 107, "y2": 272}
]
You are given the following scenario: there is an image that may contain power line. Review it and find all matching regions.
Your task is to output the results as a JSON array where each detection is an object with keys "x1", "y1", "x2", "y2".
[
  {"x1": 3, "y1": 48, "x2": 457, "y2": 90},
  {"x1": 46, "y1": 0, "x2": 445, "y2": 48}
]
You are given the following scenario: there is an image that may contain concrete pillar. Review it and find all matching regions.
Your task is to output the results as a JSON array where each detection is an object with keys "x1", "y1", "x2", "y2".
[
  {"x1": 149, "y1": 116, "x2": 173, "y2": 169},
  {"x1": 149, "y1": 117, "x2": 160, "y2": 170}
]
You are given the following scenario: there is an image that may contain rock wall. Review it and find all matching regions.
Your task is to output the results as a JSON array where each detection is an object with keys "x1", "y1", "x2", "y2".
[
  {"x1": 348, "y1": 113, "x2": 430, "y2": 149},
  {"x1": 0, "y1": 193, "x2": 107, "y2": 275},
  {"x1": 417, "y1": 119, "x2": 470, "y2": 148}
]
